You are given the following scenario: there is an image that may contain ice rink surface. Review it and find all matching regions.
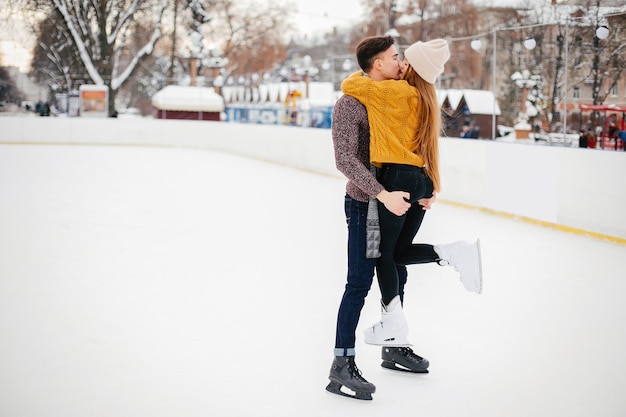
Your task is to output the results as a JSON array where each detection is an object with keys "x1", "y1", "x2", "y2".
[{"x1": 1, "y1": 144, "x2": 625, "y2": 417}]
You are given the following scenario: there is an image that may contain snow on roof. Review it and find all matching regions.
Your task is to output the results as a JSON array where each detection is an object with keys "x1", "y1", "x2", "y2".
[
  {"x1": 445, "y1": 89, "x2": 464, "y2": 110},
  {"x1": 152, "y1": 85, "x2": 224, "y2": 112},
  {"x1": 460, "y1": 89, "x2": 501, "y2": 116},
  {"x1": 441, "y1": 89, "x2": 501, "y2": 116},
  {"x1": 436, "y1": 90, "x2": 446, "y2": 106}
]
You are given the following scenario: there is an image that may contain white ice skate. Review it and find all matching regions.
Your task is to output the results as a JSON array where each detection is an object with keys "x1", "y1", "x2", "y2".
[
  {"x1": 435, "y1": 239, "x2": 483, "y2": 294},
  {"x1": 364, "y1": 296, "x2": 411, "y2": 347}
]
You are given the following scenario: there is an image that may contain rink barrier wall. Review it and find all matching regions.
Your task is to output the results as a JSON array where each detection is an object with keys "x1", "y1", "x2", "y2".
[{"x1": 1, "y1": 116, "x2": 625, "y2": 243}]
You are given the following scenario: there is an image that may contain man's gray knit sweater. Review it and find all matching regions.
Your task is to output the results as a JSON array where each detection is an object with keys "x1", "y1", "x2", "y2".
[{"x1": 331, "y1": 95, "x2": 384, "y2": 203}]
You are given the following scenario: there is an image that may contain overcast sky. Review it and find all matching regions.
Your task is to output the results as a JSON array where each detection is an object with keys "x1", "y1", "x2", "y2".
[
  {"x1": 288, "y1": 0, "x2": 540, "y2": 38},
  {"x1": 289, "y1": 0, "x2": 365, "y2": 37}
]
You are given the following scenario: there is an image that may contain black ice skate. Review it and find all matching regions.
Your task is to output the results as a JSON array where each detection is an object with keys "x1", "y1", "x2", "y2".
[
  {"x1": 381, "y1": 346, "x2": 430, "y2": 373},
  {"x1": 326, "y1": 356, "x2": 376, "y2": 400}
]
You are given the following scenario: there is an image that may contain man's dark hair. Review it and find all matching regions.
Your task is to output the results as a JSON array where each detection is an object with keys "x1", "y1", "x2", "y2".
[{"x1": 355, "y1": 35, "x2": 396, "y2": 72}]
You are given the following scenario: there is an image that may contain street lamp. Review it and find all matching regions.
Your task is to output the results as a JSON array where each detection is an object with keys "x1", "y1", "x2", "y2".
[
  {"x1": 465, "y1": 29, "x2": 500, "y2": 139},
  {"x1": 295, "y1": 55, "x2": 319, "y2": 100},
  {"x1": 321, "y1": 59, "x2": 334, "y2": 90},
  {"x1": 342, "y1": 59, "x2": 353, "y2": 73},
  {"x1": 511, "y1": 69, "x2": 540, "y2": 139},
  {"x1": 562, "y1": 20, "x2": 610, "y2": 140},
  {"x1": 205, "y1": 51, "x2": 228, "y2": 94},
  {"x1": 523, "y1": 37, "x2": 537, "y2": 50},
  {"x1": 471, "y1": 28, "x2": 539, "y2": 140},
  {"x1": 302, "y1": 55, "x2": 312, "y2": 100},
  {"x1": 213, "y1": 75, "x2": 224, "y2": 95},
  {"x1": 596, "y1": 25, "x2": 609, "y2": 40}
]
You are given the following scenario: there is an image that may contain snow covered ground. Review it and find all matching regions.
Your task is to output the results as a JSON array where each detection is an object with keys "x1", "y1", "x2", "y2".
[{"x1": 1, "y1": 144, "x2": 625, "y2": 417}]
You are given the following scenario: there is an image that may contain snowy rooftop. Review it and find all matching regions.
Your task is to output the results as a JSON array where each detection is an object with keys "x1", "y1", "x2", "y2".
[
  {"x1": 151, "y1": 85, "x2": 225, "y2": 112},
  {"x1": 442, "y1": 89, "x2": 502, "y2": 116}
]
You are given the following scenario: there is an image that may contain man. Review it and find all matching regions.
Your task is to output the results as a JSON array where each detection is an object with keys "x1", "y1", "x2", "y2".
[{"x1": 326, "y1": 35, "x2": 432, "y2": 401}]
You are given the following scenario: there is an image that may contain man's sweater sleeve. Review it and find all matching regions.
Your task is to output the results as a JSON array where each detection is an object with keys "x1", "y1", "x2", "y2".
[{"x1": 331, "y1": 96, "x2": 384, "y2": 199}]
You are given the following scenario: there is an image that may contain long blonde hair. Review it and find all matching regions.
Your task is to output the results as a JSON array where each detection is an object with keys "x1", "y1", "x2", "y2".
[{"x1": 403, "y1": 65, "x2": 441, "y2": 192}]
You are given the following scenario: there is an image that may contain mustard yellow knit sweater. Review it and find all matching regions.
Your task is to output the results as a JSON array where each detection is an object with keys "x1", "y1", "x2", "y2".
[{"x1": 341, "y1": 71, "x2": 424, "y2": 168}]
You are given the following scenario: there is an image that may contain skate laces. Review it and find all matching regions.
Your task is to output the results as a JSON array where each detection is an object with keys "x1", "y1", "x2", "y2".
[
  {"x1": 401, "y1": 347, "x2": 424, "y2": 361},
  {"x1": 348, "y1": 359, "x2": 369, "y2": 383}
]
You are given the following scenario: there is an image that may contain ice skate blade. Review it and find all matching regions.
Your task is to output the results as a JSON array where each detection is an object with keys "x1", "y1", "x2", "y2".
[
  {"x1": 364, "y1": 339, "x2": 412, "y2": 347},
  {"x1": 381, "y1": 360, "x2": 429, "y2": 374},
  {"x1": 475, "y1": 238, "x2": 483, "y2": 294},
  {"x1": 325, "y1": 381, "x2": 373, "y2": 401}
]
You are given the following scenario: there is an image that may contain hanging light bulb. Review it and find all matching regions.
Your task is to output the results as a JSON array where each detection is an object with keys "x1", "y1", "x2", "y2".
[
  {"x1": 470, "y1": 39, "x2": 482, "y2": 51},
  {"x1": 596, "y1": 25, "x2": 609, "y2": 40},
  {"x1": 523, "y1": 37, "x2": 536, "y2": 50}
]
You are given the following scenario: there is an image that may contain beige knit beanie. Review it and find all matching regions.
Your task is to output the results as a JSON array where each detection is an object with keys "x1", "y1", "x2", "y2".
[{"x1": 403, "y1": 39, "x2": 450, "y2": 84}]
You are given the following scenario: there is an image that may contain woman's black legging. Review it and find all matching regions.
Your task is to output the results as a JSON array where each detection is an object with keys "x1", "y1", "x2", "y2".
[{"x1": 376, "y1": 164, "x2": 439, "y2": 305}]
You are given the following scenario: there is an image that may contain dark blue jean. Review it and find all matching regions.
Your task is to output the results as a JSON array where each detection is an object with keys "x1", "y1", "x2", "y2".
[
  {"x1": 376, "y1": 164, "x2": 438, "y2": 305},
  {"x1": 334, "y1": 195, "x2": 408, "y2": 356}
]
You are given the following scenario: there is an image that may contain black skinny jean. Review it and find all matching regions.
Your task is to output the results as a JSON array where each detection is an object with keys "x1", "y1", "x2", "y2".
[{"x1": 376, "y1": 164, "x2": 439, "y2": 305}]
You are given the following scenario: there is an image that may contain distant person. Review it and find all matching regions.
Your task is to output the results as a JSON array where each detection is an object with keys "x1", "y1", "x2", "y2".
[
  {"x1": 618, "y1": 130, "x2": 626, "y2": 151},
  {"x1": 579, "y1": 130, "x2": 588, "y2": 148},
  {"x1": 608, "y1": 120, "x2": 618, "y2": 148},
  {"x1": 588, "y1": 131, "x2": 597, "y2": 149},
  {"x1": 471, "y1": 124, "x2": 480, "y2": 139}
]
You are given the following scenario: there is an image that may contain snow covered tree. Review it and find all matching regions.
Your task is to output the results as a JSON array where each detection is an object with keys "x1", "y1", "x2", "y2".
[
  {"x1": 27, "y1": 0, "x2": 168, "y2": 115},
  {"x1": 30, "y1": 11, "x2": 84, "y2": 100},
  {"x1": 546, "y1": 1, "x2": 626, "y2": 130},
  {"x1": 159, "y1": 0, "x2": 291, "y2": 88},
  {"x1": 570, "y1": 2, "x2": 626, "y2": 106},
  {"x1": 166, "y1": 0, "x2": 213, "y2": 80},
  {"x1": 202, "y1": 0, "x2": 293, "y2": 80},
  {"x1": 0, "y1": 66, "x2": 23, "y2": 105}
]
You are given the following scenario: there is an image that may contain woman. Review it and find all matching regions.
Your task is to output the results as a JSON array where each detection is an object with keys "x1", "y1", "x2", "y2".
[{"x1": 342, "y1": 39, "x2": 482, "y2": 347}]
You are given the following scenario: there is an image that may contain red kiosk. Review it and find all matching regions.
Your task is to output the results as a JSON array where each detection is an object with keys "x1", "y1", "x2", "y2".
[{"x1": 578, "y1": 104, "x2": 626, "y2": 150}]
